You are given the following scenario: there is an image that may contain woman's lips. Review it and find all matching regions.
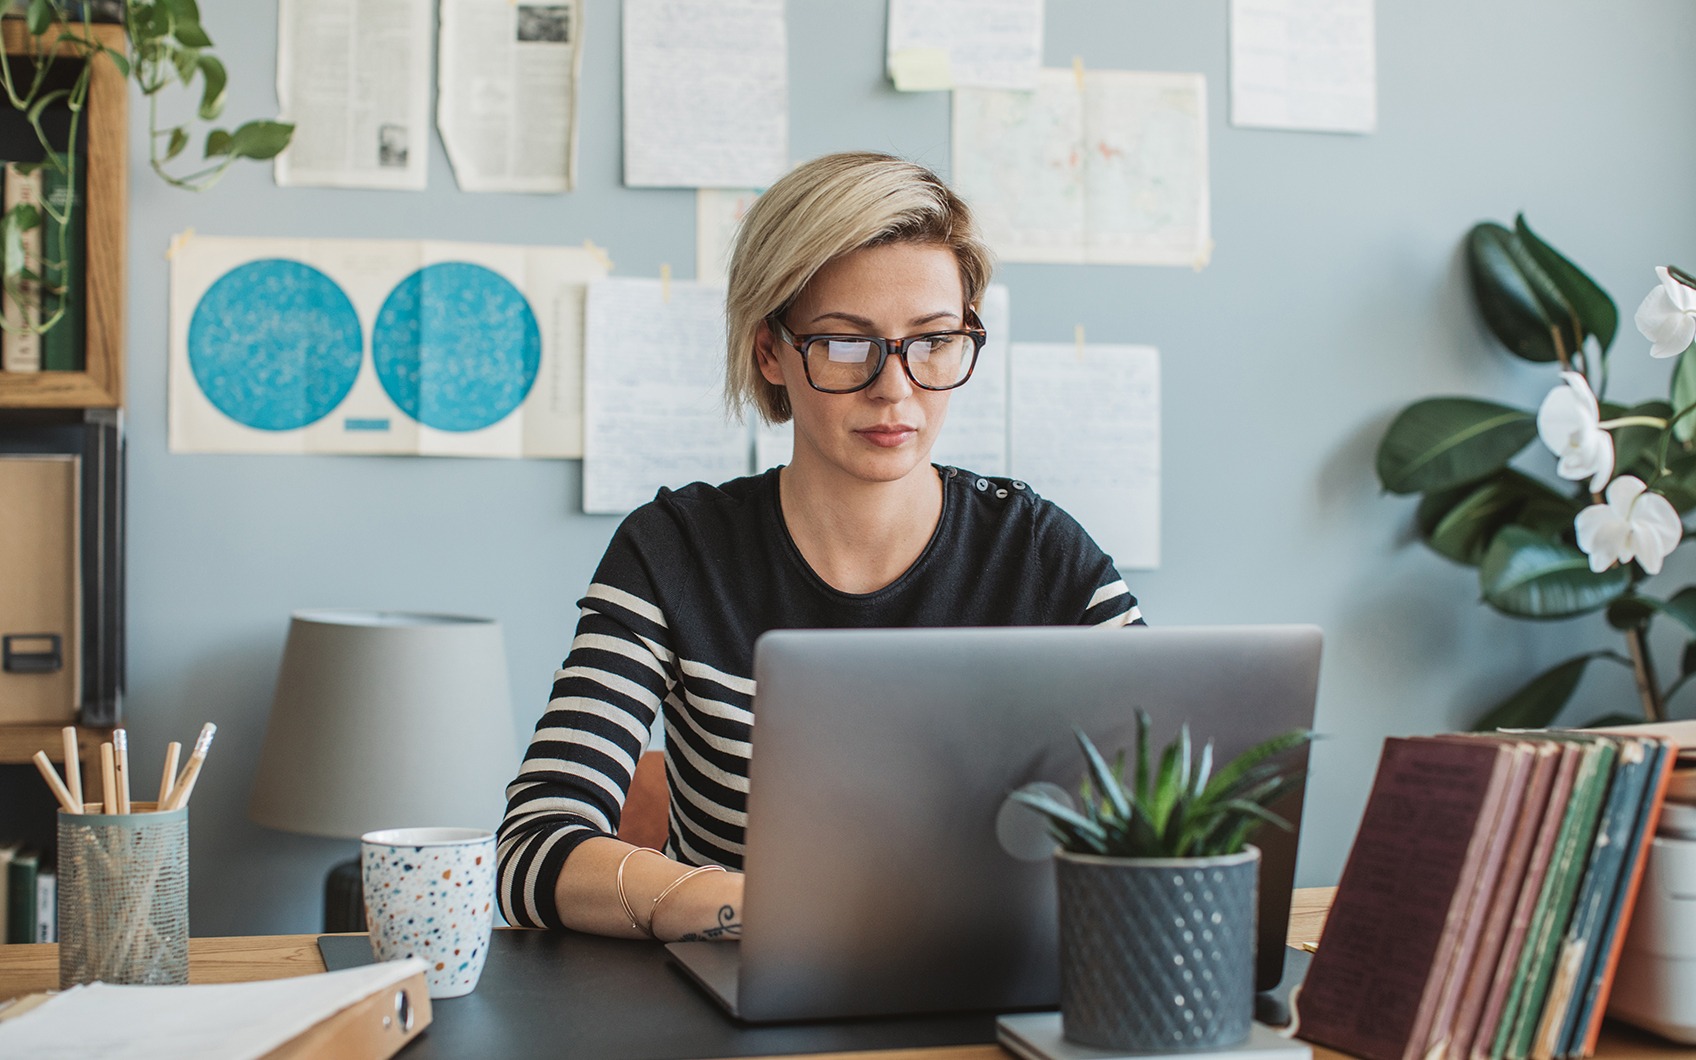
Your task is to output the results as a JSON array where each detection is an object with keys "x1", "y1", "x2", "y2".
[{"x1": 855, "y1": 425, "x2": 918, "y2": 448}]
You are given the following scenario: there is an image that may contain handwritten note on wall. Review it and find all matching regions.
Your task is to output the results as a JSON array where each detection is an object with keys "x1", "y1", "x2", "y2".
[
  {"x1": 1230, "y1": 0, "x2": 1376, "y2": 134},
  {"x1": 582, "y1": 278, "x2": 750, "y2": 513},
  {"x1": 1010, "y1": 343, "x2": 1161, "y2": 569},
  {"x1": 622, "y1": 0, "x2": 788, "y2": 188}
]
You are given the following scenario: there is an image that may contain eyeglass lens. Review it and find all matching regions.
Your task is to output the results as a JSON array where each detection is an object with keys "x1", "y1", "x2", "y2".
[{"x1": 805, "y1": 333, "x2": 975, "y2": 391}]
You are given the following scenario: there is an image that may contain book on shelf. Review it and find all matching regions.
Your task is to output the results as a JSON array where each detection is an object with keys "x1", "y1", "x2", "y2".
[
  {"x1": 5, "y1": 848, "x2": 36, "y2": 946},
  {"x1": 1298, "y1": 727, "x2": 1674, "y2": 1060},
  {"x1": 1, "y1": 162, "x2": 43, "y2": 373},
  {"x1": 34, "y1": 867, "x2": 55, "y2": 943},
  {"x1": 39, "y1": 158, "x2": 84, "y2": 373}
]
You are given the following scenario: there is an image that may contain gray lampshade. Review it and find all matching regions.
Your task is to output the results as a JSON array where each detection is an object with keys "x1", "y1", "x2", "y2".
[{"x1": 248, "y1": 610, "x2": 518, "y2": 839}]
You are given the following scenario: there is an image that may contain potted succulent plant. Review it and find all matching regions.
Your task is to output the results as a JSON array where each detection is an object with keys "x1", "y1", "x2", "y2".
[{"x1": 1013, "y1": 715, "x2": 1311, "y2": 1053}]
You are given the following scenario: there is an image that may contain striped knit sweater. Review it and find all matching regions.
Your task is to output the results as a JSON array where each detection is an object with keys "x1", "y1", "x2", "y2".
[{"x1": 498, "y1": 465, "x2": 1142, "y2": 929}]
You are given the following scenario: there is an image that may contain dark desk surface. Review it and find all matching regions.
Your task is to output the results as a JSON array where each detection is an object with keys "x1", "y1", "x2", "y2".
[{"x1": 320, "y1": 930, "x2": 999, "y2": 1060}]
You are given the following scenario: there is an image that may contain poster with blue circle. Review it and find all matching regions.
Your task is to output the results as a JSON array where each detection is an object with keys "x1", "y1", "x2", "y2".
[
  {"x1": 187, "y1": 259, "x2": 363, "y2": 431},
  {"x1": 371, "y1": 262, "x2": 542, "y2": 432}
]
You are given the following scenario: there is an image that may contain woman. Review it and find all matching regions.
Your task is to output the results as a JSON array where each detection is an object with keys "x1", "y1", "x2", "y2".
[{"x1": 497, "y1": 152, "x2": 1142, "y2": 942}]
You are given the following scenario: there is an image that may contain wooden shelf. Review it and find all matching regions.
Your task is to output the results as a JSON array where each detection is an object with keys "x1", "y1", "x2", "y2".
[
  {"x1": 0, "y1": 20, "x2": 127, "y2": 409},
  {"x1": 0, "y1": 721, "x2": 112, "y2": 804}
]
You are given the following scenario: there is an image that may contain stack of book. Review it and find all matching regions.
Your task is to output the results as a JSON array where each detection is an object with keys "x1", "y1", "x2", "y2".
[
  {"x1": 1297, "y1": 726, "x2": 1678, "y2": 1060},
  {"x1": 0, "y1": 845, "x2": 55, "y2": 944}
]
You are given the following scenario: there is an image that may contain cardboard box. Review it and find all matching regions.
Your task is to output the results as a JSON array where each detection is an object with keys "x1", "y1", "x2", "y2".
[{"x1": 0, "y1": 454, "x2": 80, "y2": 723}]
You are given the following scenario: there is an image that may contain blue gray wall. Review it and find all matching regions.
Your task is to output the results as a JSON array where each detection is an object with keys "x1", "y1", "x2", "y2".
[{"x1": 118, "y1": 0, "x2": 1696, "y2": 934}]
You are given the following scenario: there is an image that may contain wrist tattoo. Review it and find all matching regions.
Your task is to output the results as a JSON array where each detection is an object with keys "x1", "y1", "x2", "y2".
[{"x1": 677, "y1": 904, "x2": 742, "y2": 942}]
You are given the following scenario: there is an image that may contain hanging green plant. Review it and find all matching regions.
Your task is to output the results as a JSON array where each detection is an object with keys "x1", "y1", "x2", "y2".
[{"x1": 0, "y1": 0, "x2": 294, "y2": 338}]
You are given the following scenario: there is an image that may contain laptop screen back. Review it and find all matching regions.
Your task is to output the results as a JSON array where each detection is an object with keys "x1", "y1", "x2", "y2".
[{"x1": 735, "y1": 624, "x2": 1322, "y2": 1022}]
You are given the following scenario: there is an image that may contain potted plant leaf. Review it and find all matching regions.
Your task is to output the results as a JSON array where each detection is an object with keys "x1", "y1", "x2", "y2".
[{"x1": 1013, "y1": 715, "x2": 1311, "y2": 1053}]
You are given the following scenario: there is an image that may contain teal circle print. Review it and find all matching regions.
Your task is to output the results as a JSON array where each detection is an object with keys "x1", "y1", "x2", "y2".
[
  {"x1": 371, "y1": 263, "x2": 542, "y2": 432},
  {"x1": 188, "y1": 259, "x2": 363, "y2": 431}
]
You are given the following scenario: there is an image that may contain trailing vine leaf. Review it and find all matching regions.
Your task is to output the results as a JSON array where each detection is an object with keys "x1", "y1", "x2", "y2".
[
  {"x1": 1516, "y1": 215, "x2": 1619, "y2": 354},
  {"x1": 1472, "y1": 654, "x2": 1598, "y2": 731},
  {"x1": 1467, "y1": 222, "x2": 1579, "y2": 363},
  {"x1": 1479, "y1": 527, "x2": 1630, "y2": 618},
  {"x1": 1376, "y1": 398, "x2": 1536, "y2": 494}
]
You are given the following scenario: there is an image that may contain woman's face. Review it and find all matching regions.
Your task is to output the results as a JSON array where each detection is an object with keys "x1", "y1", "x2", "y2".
[{"x1": 756, "y1": 242, "x2": 966, "y2": 488}]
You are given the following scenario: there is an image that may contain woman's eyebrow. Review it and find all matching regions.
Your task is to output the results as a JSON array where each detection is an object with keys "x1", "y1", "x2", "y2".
[{"x1": 804, "y1": 310, "x2": 962, "y2": 329}]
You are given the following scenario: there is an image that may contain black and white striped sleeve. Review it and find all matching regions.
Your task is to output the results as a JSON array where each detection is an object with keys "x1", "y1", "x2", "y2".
[
  {"x1": 1032, "y1": 497, "x2": 1145, "y2": 628},
  {"x1": 497, "y1": 531, "x2": 677, "y2": 930}
]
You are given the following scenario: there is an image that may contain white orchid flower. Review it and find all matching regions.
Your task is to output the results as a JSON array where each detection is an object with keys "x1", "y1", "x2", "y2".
[
  {"x1": 1635, "y1": 266, "x2": 1696, "y2": 359},
  {"x1": 1537, "y1": 372, "x2": 1614, "y2": 492},
  {"x1": 1574, "y1": 476, "x2": 1683, "y2": 575}
]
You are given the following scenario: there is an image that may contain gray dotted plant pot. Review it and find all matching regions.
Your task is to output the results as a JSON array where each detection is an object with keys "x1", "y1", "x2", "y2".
[{"x1": 1054, "y1": 845, "x2": 1259, "y2": 1053}]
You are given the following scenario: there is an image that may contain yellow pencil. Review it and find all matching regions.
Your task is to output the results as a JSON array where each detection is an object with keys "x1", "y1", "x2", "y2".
[
  {"x1": 61, "y1": 726, "x2": 82, "y2": 809},
  {"x1": 32, "y1": 751, "x2": 79, "y2": 814},
  {"x1": 158, "y1": 741, "x2": 181, "y2": 808},
  {"x1": 100, "y1": 742, "x2": 116, "y2": 815},
  {"x1": 163, "y1": 723, "x2": 217, "y2": 812}
]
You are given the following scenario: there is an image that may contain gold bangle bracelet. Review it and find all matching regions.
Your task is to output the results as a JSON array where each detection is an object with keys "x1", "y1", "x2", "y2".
[
  {"x1": 615, "y1": 846, "x2": 664, "y2": 937},
  {"x1": 649, "y1": 864, "x2": 727, "y2": 934}
]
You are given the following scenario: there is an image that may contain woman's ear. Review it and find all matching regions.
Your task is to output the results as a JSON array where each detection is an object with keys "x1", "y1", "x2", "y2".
[{"x1": 755, "y1": 319, "x2": 786, "y2": 387}]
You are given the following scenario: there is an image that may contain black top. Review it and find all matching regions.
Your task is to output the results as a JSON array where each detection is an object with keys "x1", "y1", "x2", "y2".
[{"x1": 497, "y1": 466, "x2": 1141, "y2": 929}]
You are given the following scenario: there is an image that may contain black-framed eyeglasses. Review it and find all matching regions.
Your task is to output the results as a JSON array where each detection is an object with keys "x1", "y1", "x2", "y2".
[{"x1": 767, "y1": 308, "x2": 987, "y2": 394}]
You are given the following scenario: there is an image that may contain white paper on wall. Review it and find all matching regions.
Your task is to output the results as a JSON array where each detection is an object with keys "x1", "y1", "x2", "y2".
[
  {"x1": 274, "y1": 0, "x2": 431, "y2": 191},
  {"x1": 929, "y1": 283, "x2": 1010, "y2": 476},
  {"x1": 1010, "y1": 343, "x2": 1160, "y2": 569},
  {"x1": 886, "y1": 0, "x2": 1043, "y2": 91},
  {"x1": 1229, "y1": 0, "x2": 1376, "y2": 134},
  {"x1": 953, "y1": 69, "x2": 1211, "y2": 267},
  {"x1": 168, "y1": 234, "x2": 605, "y2": 457},
  {"x1": 622, "y1": 0, "x2": 788, "y2": 188},
  {"x1": 438, "y1": 0, "x2": 583, "y2": 192},
  {"x1": 754, "y1": 419, "x2": 792, "y2": 473},
  {"x1": 696, "y1": 189, "x2": 762, "y2": 285},
  {"x1": 582, "y1": 278, "x2": 752, "y2": 513}
]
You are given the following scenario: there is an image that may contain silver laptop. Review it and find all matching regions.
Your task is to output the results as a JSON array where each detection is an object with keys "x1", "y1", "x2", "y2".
[{"x1": 667, "y1": 624, "x2": 1323, "y2": 1023}]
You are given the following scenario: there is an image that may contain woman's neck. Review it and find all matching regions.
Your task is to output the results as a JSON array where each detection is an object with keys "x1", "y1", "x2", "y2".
[{"x1": 777, "y1": 459, "x2": 944, "y2": 595}]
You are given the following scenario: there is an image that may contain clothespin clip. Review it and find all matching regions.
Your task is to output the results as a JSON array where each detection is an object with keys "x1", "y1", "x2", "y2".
[
  {"x1": 1073, "y1": 56, "x2": 1086, "y2": 92},
  {"x1": 660, "y1": 262, "x2": 672, "y2": 303},
  {"x1": 1074, "y1": 324, "x2": 1086, "y2": 361},
  {"x1": 582, "y1": 238, "x2": 614, "y2": 273},
  {"x1": 165, "y1": 228, "x2": 195, "y2": 261}
]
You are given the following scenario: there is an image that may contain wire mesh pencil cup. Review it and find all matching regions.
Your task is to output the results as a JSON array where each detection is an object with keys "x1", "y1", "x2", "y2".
[{"x1": 57, "y1": 802, "x2": 189, "y2": 988}]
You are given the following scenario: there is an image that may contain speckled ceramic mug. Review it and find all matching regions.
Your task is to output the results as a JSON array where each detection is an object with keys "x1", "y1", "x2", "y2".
[{"x1": 361, "y1": 826, "x2": 497, "y2": 998}]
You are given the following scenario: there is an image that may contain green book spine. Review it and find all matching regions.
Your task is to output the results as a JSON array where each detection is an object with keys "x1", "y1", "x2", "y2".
[
  {"x1": 39, "y1": 160, "x2": 83, "y2": 372},
  {"x1": 6, "y1": 849, "x2": 38, "y2": 945},
  {"x1": 1494, "y1": 739, "x2": 1617, "y2": 1060}
]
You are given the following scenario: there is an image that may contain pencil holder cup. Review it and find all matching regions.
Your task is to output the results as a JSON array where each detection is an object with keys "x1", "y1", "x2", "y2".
[{"x1": 57, "y1": 802, "x2": 189, "y2": 989}]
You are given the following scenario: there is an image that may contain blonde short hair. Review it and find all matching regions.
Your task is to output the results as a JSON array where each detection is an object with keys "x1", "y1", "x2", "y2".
[{"x1": 724, "y1": 152, "x2": 994, "y2": 424}]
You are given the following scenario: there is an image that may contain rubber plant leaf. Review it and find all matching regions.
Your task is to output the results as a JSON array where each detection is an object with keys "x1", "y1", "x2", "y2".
[
  {"x1": 1377, "y1": 397, "x2": 1536, "y2": 494},
  {"x1": 1471, "y1": 654, "x2": 1598, "y2": 731},
  {"x1": 1515, "y1": 215, "x2": 1618, "y2": 354},
  {"x1": 1479, "y1": 527, "x2": 1630, "y2": 618}
]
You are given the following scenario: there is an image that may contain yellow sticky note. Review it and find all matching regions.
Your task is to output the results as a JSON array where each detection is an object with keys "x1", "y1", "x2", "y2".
[{"x1": 889, "y1": 48, "x2": 953, "y2": 92}]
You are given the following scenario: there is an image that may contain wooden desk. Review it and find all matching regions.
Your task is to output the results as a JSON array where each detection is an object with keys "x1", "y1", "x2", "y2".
[{"x1": 0, "y1": 888, "x2": 1687, "y2": 1060}]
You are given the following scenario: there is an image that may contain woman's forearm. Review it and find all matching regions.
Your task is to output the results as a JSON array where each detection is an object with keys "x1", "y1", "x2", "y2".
[{"x1": 554, "y1": 836, "x2": 743, "y2": 941}]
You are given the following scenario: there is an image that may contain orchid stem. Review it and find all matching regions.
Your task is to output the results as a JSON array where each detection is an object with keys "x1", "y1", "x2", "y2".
[
  {"x1": 1625, "y1": 626, "x2": 1665, "y2": 722},
  {"x1": 1598, "y1": 416, "x2": 1667, "y2": 430}
]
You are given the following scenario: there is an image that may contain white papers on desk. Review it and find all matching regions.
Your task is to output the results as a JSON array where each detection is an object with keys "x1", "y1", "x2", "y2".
[
  {"x1": 274, "y1": 0, "x2": 430, "y2": 190},
  {"x1": 438, "y1": 0, "x2": 583, "y2": 192},
  {"x1": 168, "y1": 235, "x2": 606, "y2": 458},
  {"x1": 886, "y1": 0, "x2": 1043, "y2": 91},
  {"x1": 696, "y1": 188, "x2": 762, "y2": 285},
  {"x1": 1010, "y1": 343, "x2": 1160, "y2": 569},
  {"x1": 582, "y1": 278, "x2": 750, "y2": 513},
  {"x1": 622, "y1": 0, "x2": 788, "y2": 188},
  {"x1": 953, "y1": 70, "x2": 1211, "y2": 267},
  {"x1": 1230, "y1": 0, "x2": 1376, "y2": 134},
  {"x1": 930, "y1": 283, "x2": 1010, "y2": 476},
  {"x1": 0, "y1": 958, "x2": 426, "y2": 1059}
]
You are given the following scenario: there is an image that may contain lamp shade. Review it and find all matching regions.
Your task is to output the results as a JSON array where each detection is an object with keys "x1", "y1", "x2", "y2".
[{"x1": 248, "y1": 610, "x2": 518, "y2": 839}]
